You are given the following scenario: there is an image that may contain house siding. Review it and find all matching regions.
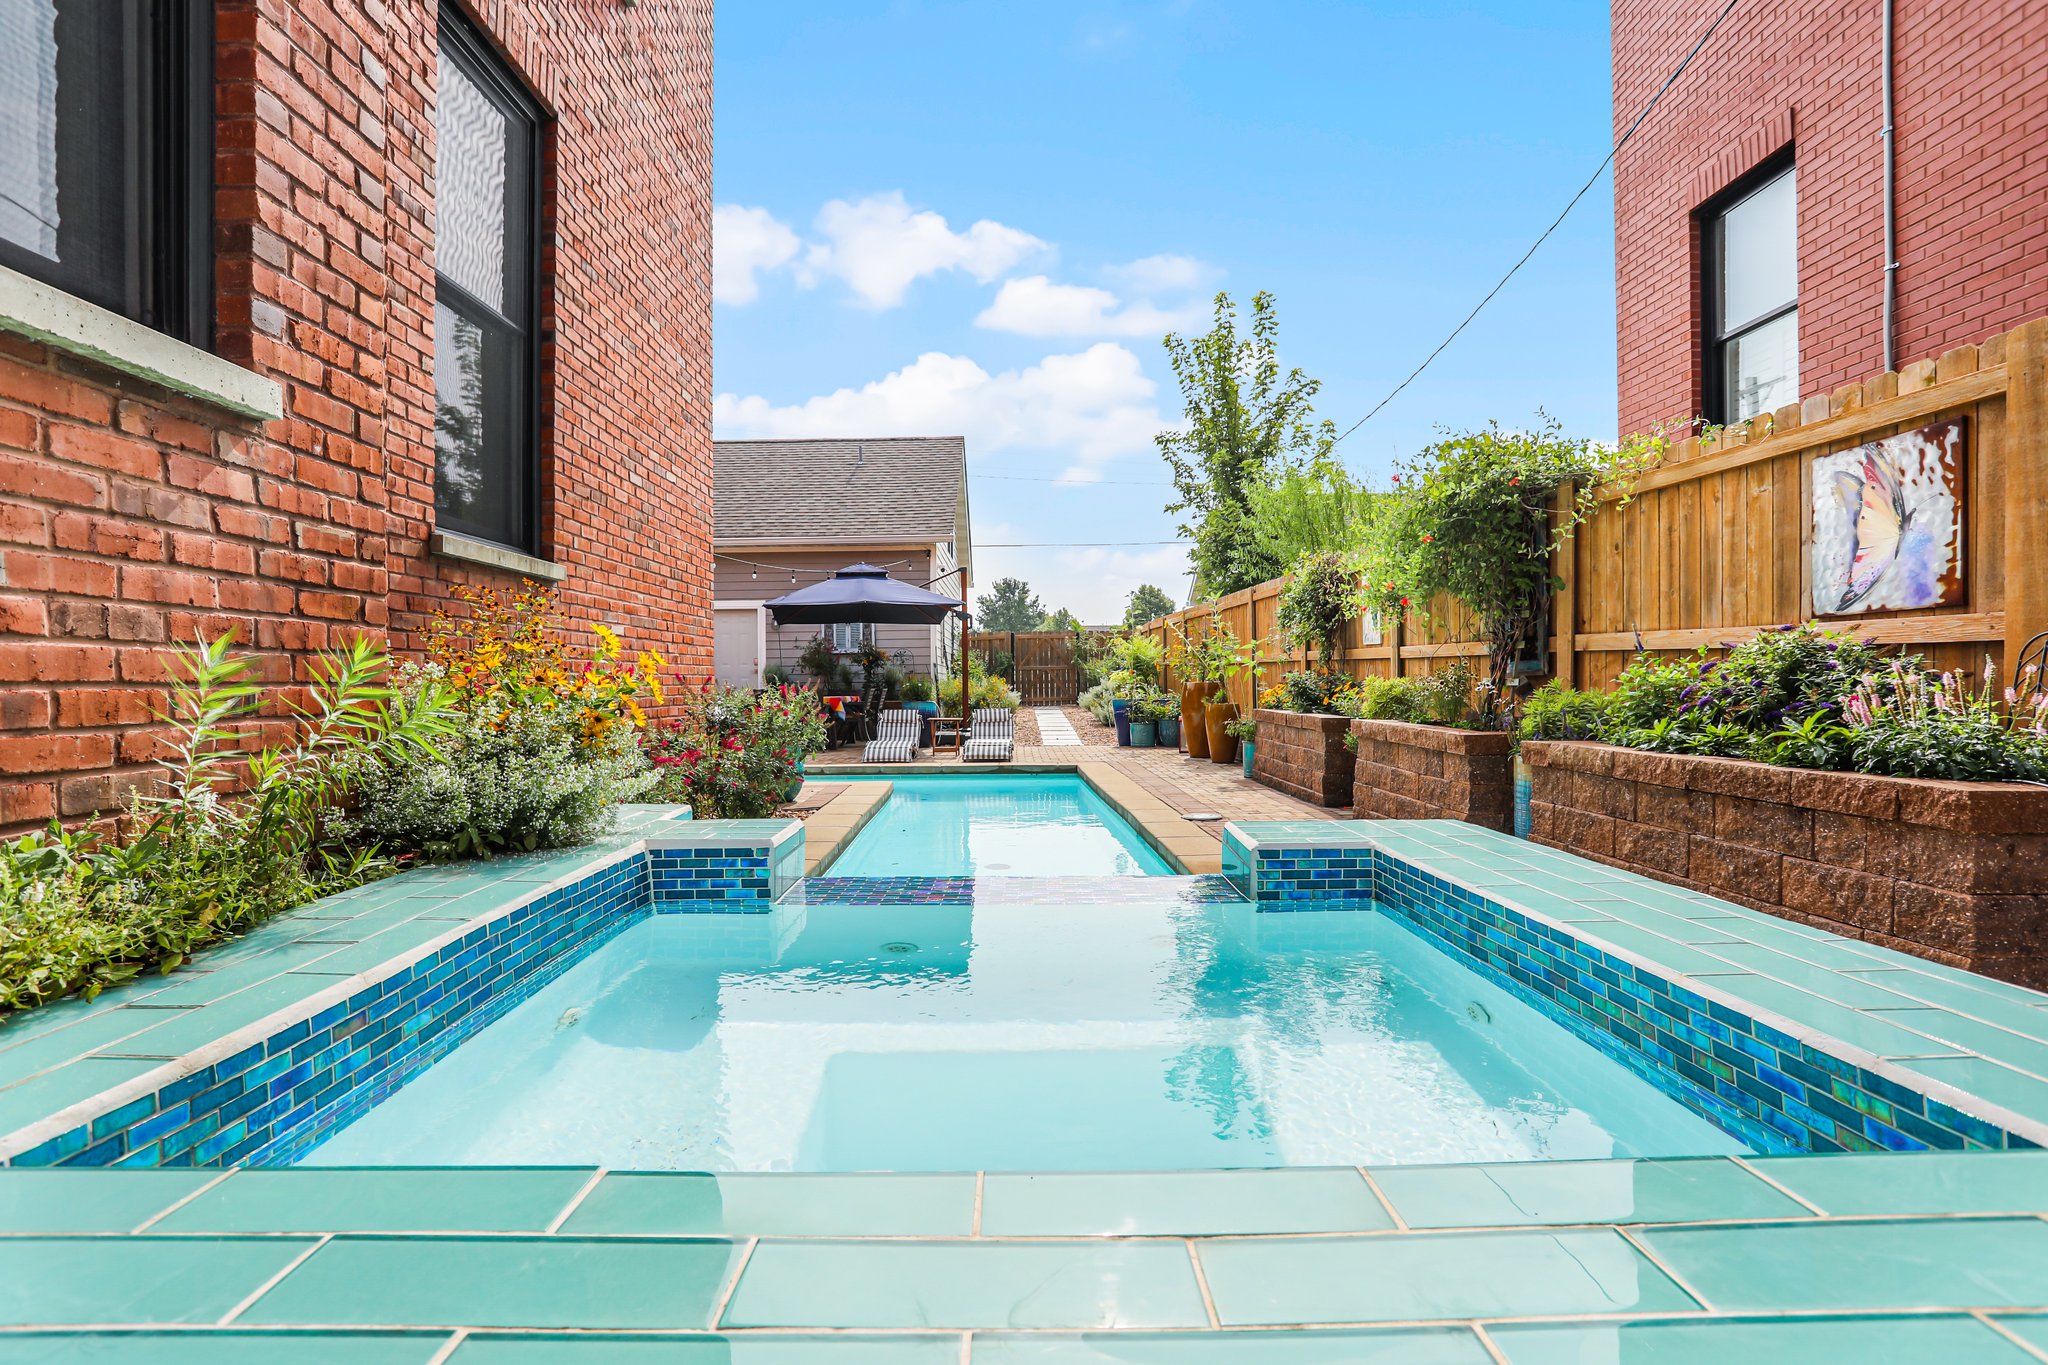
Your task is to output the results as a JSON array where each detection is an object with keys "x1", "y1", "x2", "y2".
[{"x1": 712, "y1": 548, "x2": 943, "y2": 683}]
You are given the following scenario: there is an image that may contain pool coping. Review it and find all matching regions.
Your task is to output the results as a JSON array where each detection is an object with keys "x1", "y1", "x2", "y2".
[{"x1": 794, "y1": 779, "x2": 892, "y2": 876}]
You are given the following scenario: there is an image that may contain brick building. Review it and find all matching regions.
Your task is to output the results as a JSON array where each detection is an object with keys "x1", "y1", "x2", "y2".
[
  {"x1": 0, "y1": 1, "x2": 714, "y2": 832},
  {"x1": 1612, "y1": 0, "x2": 2048, "y2": 434}
]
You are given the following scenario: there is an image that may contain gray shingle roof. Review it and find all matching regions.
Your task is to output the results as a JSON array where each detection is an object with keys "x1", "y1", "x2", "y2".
[{"x1": 713, "y1": 436, "x2": 966, "y2": 543}]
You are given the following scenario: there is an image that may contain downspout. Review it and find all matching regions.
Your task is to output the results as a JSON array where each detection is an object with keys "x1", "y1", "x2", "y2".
[{"x1": 1881, "y1": 0, "x2": 1897, "y2": 371}]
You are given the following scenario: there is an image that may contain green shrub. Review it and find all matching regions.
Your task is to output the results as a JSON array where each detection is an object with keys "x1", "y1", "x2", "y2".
[
  {"x1": 1275, "y1": 549, "x2": 1361, "y2": 670},
  {"x1": 343, "y1": 688, "x2": 652, "y2": 858},
  {"x1": 1412, "y1": 661, "x2": 1477, "y2": 726},
  {"x1": 1345, "y1": 676, "x2": 1424, "y2": 723},
  {"x1": 1079, "y1": 683, "x2": 1116, "y2": 726},
  {"x1": 1518, "y1": 679, "x2": 1613, "y2": 741},
  {"x1": 1261, "y1": 669, "x2": 1358, "y2": 715},
  {"x1": 3, "y1": 632, "x2": 456, "y2": 1010},
  {"x1": 643, "y1": 683, "x2": 829, "y2": 817},
  {"x1": 898, "y1": 674, "x2": 933, "y2": 703}
]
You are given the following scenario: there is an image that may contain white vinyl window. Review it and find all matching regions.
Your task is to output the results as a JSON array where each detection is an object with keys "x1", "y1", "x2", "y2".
[
  {"x1": 830, "y1": 622, "x2": 871, "y2": 653},
  {"x1": 1707, "y1": 164, "x2": 1798, "y2": 423}
]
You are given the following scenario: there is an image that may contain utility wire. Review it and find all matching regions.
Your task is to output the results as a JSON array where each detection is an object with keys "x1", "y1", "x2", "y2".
[
  {"x1": 972, "y1": 472, "x2": 1177, "y2": 488},
  {"x1": 978, "y1": 540, "x2": 1190, "y2": 548},
  {"x1": 1331, "y1": 0, "x2": 1743, "y2": 444}
]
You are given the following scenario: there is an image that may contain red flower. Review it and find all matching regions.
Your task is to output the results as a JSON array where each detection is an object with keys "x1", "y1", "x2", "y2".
[
  {"x1": 1400, "y1": 597, "x2": 1411, "y2": 607},
  {"x1": 1421, "y1": 534, "x2": 1434, "y2": 543}
]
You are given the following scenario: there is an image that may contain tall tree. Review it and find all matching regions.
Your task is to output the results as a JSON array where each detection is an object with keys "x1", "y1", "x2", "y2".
[
  {"x1": 975, "y1": 577, "x2": 1046, "y2": 631},
  {"x1": 1042, "y1": 607, "x2": 1086, "y2": 633},
  {"x1": 1157, "y1": 291, "x2": 1335, "y2": 597},
  {"x1": 1248, "y1": 455, "x2": 1388, "y2": 566},
  {"x1": 1122, "y1": 583, "x2": 1176, "y2": 629}
]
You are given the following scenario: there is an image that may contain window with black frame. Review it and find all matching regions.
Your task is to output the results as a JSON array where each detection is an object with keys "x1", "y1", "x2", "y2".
[
  {"x1": 1704, "y1": 162, "x2": 1798, "y2": 424},
  {"x1": 0, "y1": 0, "x2": 212, "y2": 347},
  {"x1": 434, "y1": 7, "x2": 543, "y2": 554}
]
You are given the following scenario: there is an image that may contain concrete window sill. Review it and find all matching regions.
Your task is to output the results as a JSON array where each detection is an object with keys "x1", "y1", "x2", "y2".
[
  {"x1": 430, "y1": 529, "x2": 568, "y2": 581},
  {"x1": 0, "y1": 264, "x2": 282, "y2": 421}
]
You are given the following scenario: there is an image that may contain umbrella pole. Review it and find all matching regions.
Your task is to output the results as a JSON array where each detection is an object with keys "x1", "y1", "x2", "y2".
[{"x1": 960, "y1": 570, "x2": 970, "y2": 720}]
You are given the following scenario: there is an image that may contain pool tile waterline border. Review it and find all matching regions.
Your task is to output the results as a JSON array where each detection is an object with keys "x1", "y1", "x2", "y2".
[{"x1": 1224, "y1": 820, "x2": 2048, "y2": 1153}]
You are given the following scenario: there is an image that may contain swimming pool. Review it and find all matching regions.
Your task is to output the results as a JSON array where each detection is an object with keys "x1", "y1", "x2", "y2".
[
  {"x1": 824, "y1": 774, "x2": 1172, "y2": 877},
  {"x1": 306, "y1": 885, "x2": 1737, "y2": 1170}
]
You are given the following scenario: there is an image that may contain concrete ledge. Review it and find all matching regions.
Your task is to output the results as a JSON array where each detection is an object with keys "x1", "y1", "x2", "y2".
[
  {"x1": 0, "y1": 263, "x2": 282, "y2": 420},
  {"x1": 1078, "y1": 762, "x2": 1221, "y2": 875},
  {"x1": 798, "y1": 780, "x2": 892, "y2": 875},
  {"x1": 430, "y1": 530, "x2": 568, "y2": 582}
]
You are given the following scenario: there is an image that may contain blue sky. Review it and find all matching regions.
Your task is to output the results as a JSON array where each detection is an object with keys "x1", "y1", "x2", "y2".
[{"x1": 713, "y1": 0, "x2": 1618, "y2": 622}]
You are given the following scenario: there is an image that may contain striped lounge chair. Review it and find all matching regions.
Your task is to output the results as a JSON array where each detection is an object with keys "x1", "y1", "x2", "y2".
[
  {"x1": 961, "y1": 707, "x2": 1015, "y2": 763},
  {"x1": 863, "y1": 708, "x2": 921, "y2": 763}
]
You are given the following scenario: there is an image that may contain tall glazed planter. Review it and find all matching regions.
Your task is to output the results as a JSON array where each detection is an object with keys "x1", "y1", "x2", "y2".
[
  {"x1": 1204, "y1": 699, "x2": 1240, "y2": 765},
  {"x1": 1180, "y1": 681, "x2": 1211, "y2": 758}
]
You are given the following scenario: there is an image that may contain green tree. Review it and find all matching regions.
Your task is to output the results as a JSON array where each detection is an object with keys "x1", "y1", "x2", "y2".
[
  {"x1": 1248, "y1": 455, "x2": 1388, "y2": 565},
  {"x1": 976, "y1": 577, "x2": 1046, "y2": 631},
  {"x1": 1122, "y1": 584, "x2": 1176, "y2": 629},
  {"x1": 1158, "y1": 291, "x2": 1335, "y2": 598},
  {"x1": 1042, "y1": 606, "x2": 1086, "y2": 633}
]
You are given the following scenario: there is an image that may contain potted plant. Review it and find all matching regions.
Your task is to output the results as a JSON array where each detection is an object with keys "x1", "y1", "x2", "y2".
[
  {"x1": 1129, "y1": 695, "x2": 1159, "y2": 748},
  {"x1": 1171, "y1": 623, "x2": 1255, "y2": 763},
  {"x1": 1155, "y1": 693, "x2": 1181, "y2": 749},
  {"x1": 1225, "y1": 715, "x2": 1258, "y2": 777}
]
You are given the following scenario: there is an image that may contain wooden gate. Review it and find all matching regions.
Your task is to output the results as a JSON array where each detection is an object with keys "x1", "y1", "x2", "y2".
[{"x1": 967, "y1": 631, "x2": 1080, "y2": 705}]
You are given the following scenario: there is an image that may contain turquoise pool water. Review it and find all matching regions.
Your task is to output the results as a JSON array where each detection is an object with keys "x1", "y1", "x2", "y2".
[
  {"x1": 825, "y1": 774, "x2": 1173, "y2": 877},
  {"x1": 305, "y1": 889, "x2": 1741, "y2": 1171}
]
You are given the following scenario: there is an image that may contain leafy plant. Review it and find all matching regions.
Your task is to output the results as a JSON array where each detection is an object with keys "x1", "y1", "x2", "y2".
[
  {"x1": 1411, "y1": 661, "x2": 1477, "y2": 726},
  {"x1": 1518, "y1": 679, "x2": 1613, "y2": 741},
  {"x1": 1258, "y1": 670, "x2": 1359, "y2": 716},
  {"x1": 898, "y1": 674, "x2": 933, "y2": 703},
  {"x1": 4, "y1": 632, "x2": 457, "y2": 1011},
  {"x1": 1222, "y1": 715, "x2": 1258, "y2": 742},
  {"x1": 1274, "y1": 548, "x2": 1362, "y2": 670},
  {"x1": 1342, "y1": 676, "x2": 1425, "y2": 724},
  {"x1": 1079, "y1": 683, "x2": 1117, "y2": 726},
  {"x1": 1158, "y1": 291, "x2": 1335, "y2": 597},
  {"x1": 1841, "y1": 660, "x2": 2048, "y2": 780},
  {"x1": 645, "y1": 682, "x2": 829, "y2": 817},
  {"x1": 1167, "y1": 622, "x2": 1255, "y2": 693},
  {"x1": 1356, "y1": 415, "x2": 1664, "y2": 703},
  {"x1": 341, "y1": 588, "x2": 661, "y2": 859}
]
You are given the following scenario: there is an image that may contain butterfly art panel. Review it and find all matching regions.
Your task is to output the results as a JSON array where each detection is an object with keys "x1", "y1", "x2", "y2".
[{"x1": 1810, "y1": 418, "x2": 1966, "y2": 616}]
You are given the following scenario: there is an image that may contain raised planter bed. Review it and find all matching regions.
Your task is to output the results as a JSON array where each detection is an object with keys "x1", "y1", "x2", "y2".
[
  {"x1": 1522, "y1": 739, "x2": 2048, "y2": 987},
  {"x1": 1249, "y1": 708, "x2": 1352, "y2": 806},
  {"x1": 1351, "y1": 718, "x2": 1515, "y2": 832}
]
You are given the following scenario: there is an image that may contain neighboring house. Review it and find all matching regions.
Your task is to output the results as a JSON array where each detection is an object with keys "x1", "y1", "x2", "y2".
[
  {"x1": 0, "y1": 4, "x2": 714, "y2": 833},
  {"x1": 1612, "y1": 0, "x2": 2047, "y2": 432},
  {"x1": 712, "y1": 437, "x2": 971, "y2": 686}
]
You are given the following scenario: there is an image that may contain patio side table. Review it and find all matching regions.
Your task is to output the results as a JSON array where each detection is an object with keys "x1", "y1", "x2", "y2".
[{"x1": 930, "y1": 715, "x2": 965, "y2": 755}]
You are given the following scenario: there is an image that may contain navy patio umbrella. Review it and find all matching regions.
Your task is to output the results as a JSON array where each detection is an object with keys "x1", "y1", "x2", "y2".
[{"x1": 764, "y1": 563, "x2": 964, "y2": 627}]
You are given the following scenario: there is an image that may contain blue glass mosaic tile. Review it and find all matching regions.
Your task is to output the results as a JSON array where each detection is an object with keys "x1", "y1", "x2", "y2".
[
  {"x1": 1221, "y1": 827, "x2": 1375, "y2": 905},
  {"x1": 3, "y1": 834, "x2": 816, "y2": 1170},
  {"x1": 1372, "y1": 851, "x2": 2034, "y2": 1156}
]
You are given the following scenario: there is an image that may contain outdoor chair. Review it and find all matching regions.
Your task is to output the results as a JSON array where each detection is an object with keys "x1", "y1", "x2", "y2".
[
  {"x1": 961, "y1": 707, "x2": 1015, "y2": 763},
  {"x1": 863, "y1": 708, "x2": 921, "y2": 763}
]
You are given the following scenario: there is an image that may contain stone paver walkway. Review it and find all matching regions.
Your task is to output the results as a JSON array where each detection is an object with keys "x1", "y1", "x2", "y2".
[{"x1": 1032, "y1": 707, "x2": 1081, "y2": 744}]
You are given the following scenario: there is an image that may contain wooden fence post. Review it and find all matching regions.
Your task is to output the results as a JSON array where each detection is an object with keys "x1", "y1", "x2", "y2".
[
  {"x1": 2007, "y1": 320, "x2": 2048, "y2": 669},
  {"x1": 1552, "y1": 483, "x2": 1577, "y2": 687}
]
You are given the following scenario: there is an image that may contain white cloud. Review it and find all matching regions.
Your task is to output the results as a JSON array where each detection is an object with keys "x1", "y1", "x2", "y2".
[
  {"x1": 712, "y1": 204, "x2": 800, "y2": 305},
  {"x1": 714, "y1": 342, "x2": 1163, "y2": 464},
  {"x1": 1104, "y1": 253, "x2": 1218, "y2": 295},
  {"x1": 974, "y1": 521, "x2": 1193, "y2": 624},
  {"x1": 797, "y1": 192, "x2": 1047, "y2": 309},
  {"x1": 973, "y1": 276, "x2": 1203, "y2": 339}
]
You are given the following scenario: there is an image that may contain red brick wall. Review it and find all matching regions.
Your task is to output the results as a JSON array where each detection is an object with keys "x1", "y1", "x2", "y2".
[
  {"x1": 1613, "y1": 0, "x2": 2048, "y2": 434},
  {"x1": 0, "y1": 1, "x2": 712, "y2": 834}
]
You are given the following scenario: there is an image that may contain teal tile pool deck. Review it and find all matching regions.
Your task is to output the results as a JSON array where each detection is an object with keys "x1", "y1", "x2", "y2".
[{"x1": 3, "y1": 815, "x2": 2048, "y2": 1353}]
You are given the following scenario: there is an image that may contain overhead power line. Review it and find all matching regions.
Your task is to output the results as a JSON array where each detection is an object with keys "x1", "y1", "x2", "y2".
[
  {"x1": 978, "y1": 540, "x2": 1190, "y2": 548},
  {"x1": 1331, "y1": 0, "x2": 1743, "y2": 445},
  {"x1": 971, "y1": 472, "x2": 1177, "y2": 488}
]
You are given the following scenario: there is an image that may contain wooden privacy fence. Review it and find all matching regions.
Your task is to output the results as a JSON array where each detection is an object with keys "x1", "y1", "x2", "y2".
[
  {"x1": 1142, "y1": 317, "x2": 2048, "y2": 703},
  {"x1": 966, "y1": 630, "x2": 1112, "y2": 706}
]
